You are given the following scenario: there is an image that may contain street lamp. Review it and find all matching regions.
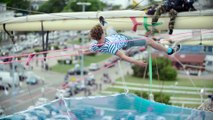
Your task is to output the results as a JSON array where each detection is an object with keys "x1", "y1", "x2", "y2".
[
  {"x1": 77, "y1": 2, "x2": 91, "y2": 12},
  {"x1": 77, "y1": 2, "x2": 91, "y2": 96}
]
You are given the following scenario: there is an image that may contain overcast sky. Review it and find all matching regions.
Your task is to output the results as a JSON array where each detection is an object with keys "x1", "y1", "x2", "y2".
[{"x1": 101, "y1": 0, "x2": 149, "y2": 9}]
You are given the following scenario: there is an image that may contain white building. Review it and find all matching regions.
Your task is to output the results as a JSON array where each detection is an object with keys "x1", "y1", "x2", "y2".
[
  {"x1": 0, "y1": 3, "x2": 15, "y2": 22},
  {"x1": 0, "y1": 3, "x2": 15, "y2": 44},
  {"x1": 205, "y1": 55, "x2": 213, "y2": 72}
]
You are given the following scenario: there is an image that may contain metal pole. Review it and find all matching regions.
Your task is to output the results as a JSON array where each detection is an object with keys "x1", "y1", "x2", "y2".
[
  {"x1": 77, "y1": 2, "x2": 91, "y2": 12},
  {"x1": 77, "y1": 2, "x2": 91, "y2": 95},
  {"x1": 80, "y1": 32, "x2": 84, "y2": 88}
]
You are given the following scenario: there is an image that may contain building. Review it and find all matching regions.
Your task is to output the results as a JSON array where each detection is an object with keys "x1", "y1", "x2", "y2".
[
  {"x1": 0, "y1": 3, "x2": 15, "y2": 22},
  {"x1": 0, "y1": 3, "x2": 15, "y2": 45},
  {"x1": 152, "y1": 45, "x2": 207, "y2": 76},
  {"x1": 204, "y1": 45, "x2": 213, "y2": 72}
]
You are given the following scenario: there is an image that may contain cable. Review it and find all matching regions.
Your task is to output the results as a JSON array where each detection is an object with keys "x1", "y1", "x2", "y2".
[
  {"x1": 1, "y1": 30, "x2": 212, "y2": 65},
  {"x1": 118, "y1": 60, "x2": 129, "y2": 94},
  {"x1": 131, "y1": 0, "x2": 145, "y2": 9}
]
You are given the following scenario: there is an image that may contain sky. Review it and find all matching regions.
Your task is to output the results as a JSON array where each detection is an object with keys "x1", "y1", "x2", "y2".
[{"x1": 101, "y1": 0, "x2": 149, "y2": 9}]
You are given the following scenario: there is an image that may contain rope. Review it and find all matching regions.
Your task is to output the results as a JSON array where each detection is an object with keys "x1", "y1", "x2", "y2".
[
  {"x1": 143, "y1": 16, "x2": 162, "y2": 101},
  {"x1": 0, "y1": 30, "x2": 212, "y2": 64},
  {"x1": 57, "y1": 89, "x2": 71, "y2": 120},
  {"x1": 143, "y1": 16, "x2": 162, "y2": 32},
  {"x1": 148, "y1": 46, "x2": 154, "y2": 101},
  {"x1": 118, "y1": 60, "x2": 129, "y2": 94}
]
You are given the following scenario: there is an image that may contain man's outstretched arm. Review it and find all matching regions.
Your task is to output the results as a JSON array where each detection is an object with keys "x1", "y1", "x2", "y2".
[{"x1": 116, "y1": 50, "x2": 147, "y2": 67}]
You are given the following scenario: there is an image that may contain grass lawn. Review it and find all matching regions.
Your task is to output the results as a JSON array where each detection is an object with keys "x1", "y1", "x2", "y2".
[
  {"x1": 116, "y1": 75, "x2": 213, "y2": 88},
  {"x1": 103, "y1": 75, "x2": 213, "y2": 108},
  {"x1": 105, "y1": 87, "x2": 202, "y2": 99},
  {"x1": 67, "y1": 39, "x2": 81, "y2": 45},
  {"x1": 51, "y1": 54, "x2": 112, "y2": 73}
]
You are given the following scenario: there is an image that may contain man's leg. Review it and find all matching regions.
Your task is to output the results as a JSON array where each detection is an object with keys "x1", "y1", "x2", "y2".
[
  {"x1": 168, "y1": 9, "x2": 177, "y2": 35},
  {"x1": 146, "y1": 37, "x2": 176, "y2": 55},
  {"x1": 152, "y1": 5, "x2": 167, "y2": 33},
  {"x1": 99, "y1": 16, "x2": 117, "y2": 36},
  {"x1": 126, "y1": 36, "x2": 177, "y2": 55}
]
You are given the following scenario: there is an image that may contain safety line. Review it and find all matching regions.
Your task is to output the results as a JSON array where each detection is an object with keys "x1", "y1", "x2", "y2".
[{"x1": 0, "y1": 30, "x2": 212, "y2": 64}]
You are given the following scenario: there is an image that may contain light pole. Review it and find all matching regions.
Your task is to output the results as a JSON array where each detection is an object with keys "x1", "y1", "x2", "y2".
[
  {"x1": 77, "y1": 2, "x2": 91, "y2": 96},
  {"x1": 77, "y1": 2, "x2": 91, "y2": 12}
]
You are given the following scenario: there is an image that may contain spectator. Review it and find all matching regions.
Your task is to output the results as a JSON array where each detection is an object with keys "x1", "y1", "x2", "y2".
[{"x1": 152, "y1": 0, "x2": 185, "y2": 35}]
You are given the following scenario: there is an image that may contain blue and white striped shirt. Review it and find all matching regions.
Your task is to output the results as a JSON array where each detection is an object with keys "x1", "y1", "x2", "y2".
[{"x1": 90, "y1": 34, "x2": 129, "y2": 55}]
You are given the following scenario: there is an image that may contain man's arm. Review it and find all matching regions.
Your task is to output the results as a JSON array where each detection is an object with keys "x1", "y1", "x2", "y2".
[
  {"x1": 79, "y1": 49, "x2": 95, "y2": 55},
  {"x1": 116, "y1": 50, "x2": 147, "y2": 67}
]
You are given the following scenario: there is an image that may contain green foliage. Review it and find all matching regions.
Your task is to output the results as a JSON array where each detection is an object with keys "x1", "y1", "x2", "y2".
[
  {"x1": 160, "y1": 66, "x2": 177, "y2": 81},
  {"x1": 64, "y1": 0, "x2": 106, "y2": 12},
  {"x1": 154, "y1": 93, "x2": 171, "y2": 105},
  {"x1": 53, "y1": 45, "x2": 59, "y2": 50},
  {"x1": 132, "y1": 57, "x2": 177, "y2": 81},
  {"x1": 38, "y1": 0, "x2": 67, "y2": 13},
  {"x1": 1, "y1": 0, "x2": 31, "y2": 13},
  {"x1": 86, "y1": 53, "x2": 96, "y2": 56},
  {"x1": 57, "y1": 59, "x2": 72, "y2": 65},
  {"x1": 34, "y1": 49, "x2": 42, "y2": 53},
  {"x1": 134, "y1": 91, "x2": 171, "y2": 105},
  {"x1": 110, "y1": 5, "x2": 121, "y2": 10},
  {"x1": 134, "y1": 91, "x2": 148, "y2": 99},
  {"x1": 132, "y1": 65, "x2": 146, "y2": 78}
]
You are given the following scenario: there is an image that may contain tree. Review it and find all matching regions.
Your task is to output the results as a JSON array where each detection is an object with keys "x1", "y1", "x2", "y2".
[
  {"x1": 160, "y1": 66, "x2": 177, "y2": 81},
  {"x1": 154, "y1": 93, "x2": 171, "y2": 105},
  {"x1": 38, "y1": 0, "x2": 68, "y2": 13},
  {"x1": 64, "y1": 0, "x2": 106, "y2": 12},
  {"x1": 1, "y1": 0, "x2": 31, "y2": 14},
  {"x1": 132, "y1": 57, "x2": 177, "y2": 81}
]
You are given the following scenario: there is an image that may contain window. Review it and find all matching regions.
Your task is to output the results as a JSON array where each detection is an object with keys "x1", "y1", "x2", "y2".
[
  {"x1": 207, "y1": 61, "x2": 213, "y2": 66},
  {"x1": 207, "y1": 46, "x2": 213, "y2": 52}
]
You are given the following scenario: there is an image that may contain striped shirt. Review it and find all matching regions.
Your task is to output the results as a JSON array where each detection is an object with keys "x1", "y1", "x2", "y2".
[{"x1": 89, "y1": 34, "x2": 129, "y2": 55}]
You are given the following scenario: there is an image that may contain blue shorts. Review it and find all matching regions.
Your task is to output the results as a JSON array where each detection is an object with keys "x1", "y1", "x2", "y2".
[{"x1": 122, "y1": 35, "x2": 147, "y2": 49}]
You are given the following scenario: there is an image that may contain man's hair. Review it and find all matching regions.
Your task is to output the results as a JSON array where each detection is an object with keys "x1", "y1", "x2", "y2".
[{"x1": 90, "y1": 24, "x2": 103, "y2": 40}]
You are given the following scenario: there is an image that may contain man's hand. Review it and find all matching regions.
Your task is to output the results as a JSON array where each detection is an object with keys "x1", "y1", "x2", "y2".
[
  {"x1": 78, "y1": 49, "x2": 83, "y2": 55},
  {"x1": 116, "y1": 50, "x2": 147, "y2": 67},
  {"x1": 134, "y1": 61, "x2": 147, "y2": 67}
]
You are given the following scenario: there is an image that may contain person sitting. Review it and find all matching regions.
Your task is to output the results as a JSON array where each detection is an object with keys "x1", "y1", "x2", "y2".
[
  {"x1": 183, "y1": 0, "x2": 196, "y2": 11},
  {"x1": 152, "y1": 0, "x2": 186, "y2": 35}
]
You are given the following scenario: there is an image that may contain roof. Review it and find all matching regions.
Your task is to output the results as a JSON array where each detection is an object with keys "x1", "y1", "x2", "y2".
[{"x1": 152, "y1": 53, "x2": 206, "y2": 64}]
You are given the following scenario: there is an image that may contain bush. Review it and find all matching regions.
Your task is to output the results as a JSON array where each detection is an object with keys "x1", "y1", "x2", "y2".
[
  {"x1": 34, "y1": 49, "x2": 41, "y2": 53},
  {"x1": 54, "y1": 45, "x2": 59, "y2": 50},
  {"x1": 154, "y1": 93, "x2": 171, "y2": 105},
  {"x1": 134, "y1": 91, "x2": 171, "y2": 105},
  {"x1": 132, "y1": 57, "x2": 177, "y2": 81},
  {"x1": 132, "y1": 65, "x2": 147, "y2": 78},
  {"x1": 134, "y1": 91, "x2": 148, "y2": 99},
  {"x1": 57, "y1": 59, "x2": 72, "y2": 65},
  {"x1": 57, "y1": 59, "x2": 65, "y2": 64},
  {"x1": 160, "y1": 66, "x2": 177, "y2": 81},
  {"x1": 86, "y1": 53, "x2": 96, "y2": 56}
]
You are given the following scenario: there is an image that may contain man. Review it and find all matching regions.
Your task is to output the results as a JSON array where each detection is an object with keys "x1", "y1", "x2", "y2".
[
  {"x1": 80, "y1": 16, "x2": 180, "y2": 67},
  {"x1": 152, "y1": 0, "x2": 186, "y2": 35}
]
